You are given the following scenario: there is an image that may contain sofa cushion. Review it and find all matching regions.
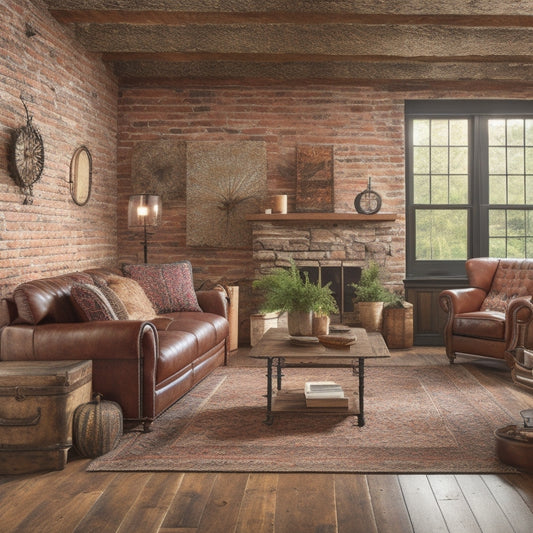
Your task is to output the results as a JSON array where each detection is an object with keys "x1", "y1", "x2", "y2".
[
  {"x1": 123, "y1": 261, "x2": 202, "y2": 314},
  {"x1": 70, "y1": 283, "x2": 118, "y2": 321},
  {"x1": 93, "y1": 278, "x2": 129, "y2": 320},
  {"x1": 454, "y1": 311, "x2": 505, "y2": 340},
  {"x1": 165, "y1": 311, "x2": 229, "y2": 346},
  {"x1": 12, "y1": 272, "x2": 95, "y2": 325},
  {"x1": 103, "y1": 274, "x2": 158, "y2": 321},
  {"x1": 157, "y1": 330, "x2": 198, "y2": 383}
]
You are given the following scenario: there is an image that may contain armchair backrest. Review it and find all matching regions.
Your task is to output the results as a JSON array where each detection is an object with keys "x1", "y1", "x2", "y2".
[{"x1": 466, "y1": 258, "x2": 533, "y2": 313}]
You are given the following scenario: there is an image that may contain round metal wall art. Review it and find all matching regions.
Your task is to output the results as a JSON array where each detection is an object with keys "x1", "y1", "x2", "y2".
[
  {"x1": 10, "y1": 99, "x2": 45, "y2": 205},
  {"x1": 354, "y1": 177, "x2": 382, "y2": 215}
]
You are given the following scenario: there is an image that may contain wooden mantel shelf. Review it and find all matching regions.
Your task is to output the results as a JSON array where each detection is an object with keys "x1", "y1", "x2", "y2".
[{"x1": 246, "y1": 213, "x2": 397, "y2": 222}]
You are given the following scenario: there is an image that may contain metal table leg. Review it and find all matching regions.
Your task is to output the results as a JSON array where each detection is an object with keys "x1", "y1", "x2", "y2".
[
  {"x1": 358, "y1": 357, "x2": 365, "y2": 426},
  {"x1": 264, "y1": 357, "x2": 274, "y2": 425}
]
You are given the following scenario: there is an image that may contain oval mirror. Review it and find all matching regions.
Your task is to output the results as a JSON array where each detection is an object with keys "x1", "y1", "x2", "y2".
[{"x1": 70, "y1": 146, "x2": 92, "y2": 206}]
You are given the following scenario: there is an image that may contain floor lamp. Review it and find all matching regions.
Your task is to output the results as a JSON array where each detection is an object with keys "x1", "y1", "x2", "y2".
[{"x1": 127, "y1": 194, "x2": 162, "y2": 263}]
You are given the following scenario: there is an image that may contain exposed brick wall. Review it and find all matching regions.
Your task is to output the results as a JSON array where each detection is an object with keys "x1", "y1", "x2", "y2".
[
  {"x1": 117, "y1": 81, "x2": 533, "y2": 343},
  {"x1": 0, "y1": 0, "x2": 118, "y2": 299}
]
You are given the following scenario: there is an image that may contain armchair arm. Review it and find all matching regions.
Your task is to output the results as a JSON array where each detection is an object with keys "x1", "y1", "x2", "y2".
[
  {"x1": 504, "y1": 297, "x2": 533, "y2": 365},
  {"x1": 439, "y1": 287, "x2": 487, "y2": 316},
  {"x1": 196, "y1": 289, "x2": 229, "y2": 319}
]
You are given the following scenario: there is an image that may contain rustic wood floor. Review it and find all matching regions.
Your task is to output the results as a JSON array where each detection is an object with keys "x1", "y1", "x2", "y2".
[{"x1": 1, "y1": 346, "x2": 532, "y2": 533}]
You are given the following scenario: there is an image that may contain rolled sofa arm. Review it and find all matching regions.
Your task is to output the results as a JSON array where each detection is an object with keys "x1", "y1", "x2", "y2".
[
  {"x1": 196, "y1": 289, "x2": 229, "y2": 319},
  {"x1": 0, "y1": 321, "x2": 159, "y2": 421}
]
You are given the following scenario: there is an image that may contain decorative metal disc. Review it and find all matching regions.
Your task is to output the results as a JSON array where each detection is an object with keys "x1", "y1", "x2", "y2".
[
  {"x1": 354, "y1": 177, "x2": 382, "y2": 215},
  {"x1": 10, "y1": 99, "x2": 45, "y2": 204}
]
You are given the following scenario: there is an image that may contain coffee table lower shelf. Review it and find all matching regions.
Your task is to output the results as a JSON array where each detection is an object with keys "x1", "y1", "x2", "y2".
[{"x1": 271, "y1": 389, "x2": 359, "y2": 417}]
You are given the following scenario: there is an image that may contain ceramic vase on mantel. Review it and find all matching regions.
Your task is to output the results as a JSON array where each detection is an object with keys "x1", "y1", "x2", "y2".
[{"x1": 287, "y1": 310, "x2": 313, "y2": 337}]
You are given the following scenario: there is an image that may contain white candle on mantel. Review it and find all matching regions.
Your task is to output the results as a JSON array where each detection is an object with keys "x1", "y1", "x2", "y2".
[{"x1": 273, "y1": 194, "x2": 287, "y2": 214}]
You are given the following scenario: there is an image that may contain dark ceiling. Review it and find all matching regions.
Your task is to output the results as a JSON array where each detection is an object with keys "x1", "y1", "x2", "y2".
[{"x1": 41, "y1": 0, "x2": 533, "y2": 86}]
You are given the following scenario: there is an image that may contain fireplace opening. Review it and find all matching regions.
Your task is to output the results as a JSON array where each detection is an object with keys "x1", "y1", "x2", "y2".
[{"x1": 302, "y1": 265, "x2": 361, "y2": 320}]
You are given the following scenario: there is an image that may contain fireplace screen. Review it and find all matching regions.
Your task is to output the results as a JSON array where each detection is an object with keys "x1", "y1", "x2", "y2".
[{"x1": 303, "y1": 265, "x2": 361, "y2": 318}]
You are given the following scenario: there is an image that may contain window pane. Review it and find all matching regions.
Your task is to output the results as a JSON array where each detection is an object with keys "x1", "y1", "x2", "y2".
[
  {"x1": 489, "y1": 175, "x2": 507, "y2": 204},
  {"x1": 528, "y1": 237, "x2": 533, "y2": 256},
  {"x1": 527, "y1": 176, "x2": 533, "y2": 203},
  {"x1": 413, "y1": 146, "x2": 429, "y2": 173},
  {"x1": 508, "y1": 210, "x2": 525, "y2": 236},
  {"x1": 431, "y1": 175, "x2": 449, "y2": 203},
  {"x1": 489, "y1": 210, "x2": 506, "y2": 236},
  {"x1": 415, "y1": 209, "x2": 468, "y2": 260},
  {"x1": 450, "y1": 120, "x2": 468, "y2": 145},
  {"x1": 508, "y1": 147, "x2": 525, "y2": 174},
  {"x1": 431, "y1": 146, "x2": 448, "y2": 173},
  {"x1": 431, "y1": 120, "x2": 449, "y2": 145},
  {"x1": 489, "y1": 237, "x2": 507, "y2": 257},
  {"x1": 413, "y1": 174, "x2": 430, "y2": 203},
  {"x1": 413, "y1": 119, "x2": 430, "y2": 145},
  {"x1": 489, "y1": 147, "x2": 506, "y2": 174},
  {"x1": 526, "y1": 148, "x2": 533, "y2": 173},
  {"x1": 507, "y1": 119, "x2": 524, "y2": 146},
  {"x1": 449, "y1": 175, "x2": 468, "y2": 204},
  {"x1": 489, "y1": 119, "x2": 506, "y2": 146},
  {"x1": 526, "y1": 119, "x2": 533, "y2": 146},
  {"x1": 508, "y1": 175, "x2": 525, "y2": 204},
  {"x1": 449, "y1": 146, "x2": 468, "y2": 174},
  {"x1": 507, "y1": 237, "x2": 525, "y2": 257}
]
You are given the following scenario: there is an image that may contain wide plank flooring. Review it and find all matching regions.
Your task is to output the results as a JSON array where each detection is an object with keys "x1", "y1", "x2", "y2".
[{"x1": 1, "y1": 347, "x2": 532, "y2": 532}]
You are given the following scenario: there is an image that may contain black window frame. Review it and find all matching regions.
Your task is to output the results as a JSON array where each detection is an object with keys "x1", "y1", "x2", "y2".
[{"x1": 405, "y1": 100, "x2": 533, "y2": 279}]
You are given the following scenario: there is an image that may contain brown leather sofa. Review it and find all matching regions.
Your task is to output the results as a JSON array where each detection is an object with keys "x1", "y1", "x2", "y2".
[
  {"x1": 0, "y1": 267, "x2": 229, "y2": 429},
  {"x1": 439, "y1": 258, "x2": 533, "y2": 365}
]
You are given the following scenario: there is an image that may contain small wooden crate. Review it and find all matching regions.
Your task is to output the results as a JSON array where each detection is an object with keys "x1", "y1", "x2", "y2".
[{"x1": 0, "y1": 360, "x2": 92, "y2": 474}]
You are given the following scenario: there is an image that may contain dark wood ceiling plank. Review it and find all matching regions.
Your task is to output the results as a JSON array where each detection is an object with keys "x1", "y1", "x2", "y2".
[
  {"x1": 73, "y1": 24, "x2": 533, "y2": 57},
  {"x1": 111, "y1": 59, "x2": 533, "y2": 83},
  {"x1": 41, "y1": 0, "x2": 533, "y2": 17},
  {"x1": 101, "y1": 52, "x2": 533, "y2": 65},
  {"x1": 48, "y1": 10, "x2": 533, "y2": 28}
]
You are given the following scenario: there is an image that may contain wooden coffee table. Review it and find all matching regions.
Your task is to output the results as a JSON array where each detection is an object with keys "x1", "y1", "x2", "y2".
[{"x1": 249, "y1": 327, "x2": 390, "y2": 426}]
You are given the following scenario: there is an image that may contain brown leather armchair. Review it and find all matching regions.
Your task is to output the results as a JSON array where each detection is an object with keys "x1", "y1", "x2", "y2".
[{"x1": 439, "y1": 258, "x2": 533, "y2": 365}]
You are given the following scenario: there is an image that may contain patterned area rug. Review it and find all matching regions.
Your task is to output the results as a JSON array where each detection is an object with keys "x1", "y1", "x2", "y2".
[{"x1": 88, "y1": 364, "x2": 532, "y2": 473}]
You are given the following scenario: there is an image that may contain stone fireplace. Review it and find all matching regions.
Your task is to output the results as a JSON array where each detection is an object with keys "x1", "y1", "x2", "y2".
[{"x1": 247, "y1": 213, "x2": 398, "y2": 323}]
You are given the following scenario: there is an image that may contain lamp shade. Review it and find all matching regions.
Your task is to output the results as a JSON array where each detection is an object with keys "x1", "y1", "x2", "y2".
[{"x1": 128, "y1": 194, "x2": 162, "y2": 229}]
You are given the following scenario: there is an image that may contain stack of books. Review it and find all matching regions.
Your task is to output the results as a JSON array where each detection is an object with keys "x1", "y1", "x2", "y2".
[{"x1": 304, "y1": 381, "x2": 349, "y2": 408}]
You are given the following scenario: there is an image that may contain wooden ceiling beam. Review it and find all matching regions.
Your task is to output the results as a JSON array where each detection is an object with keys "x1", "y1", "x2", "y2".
[
  {"x1": 101, "y1": 52, "x2": 533, "y2": 65},
  {"x1": 41, "y1": 0, "x2": 533, "y2": 17},
  {"x1": 49, "y1": 10, "x2": 533, "y2": 27},
  {"x1": 73, "y1": 24, "x2": 533, "y2": 58},
  {"x1": 111, "y1": 59, "x2": 533, "y2": 83}
]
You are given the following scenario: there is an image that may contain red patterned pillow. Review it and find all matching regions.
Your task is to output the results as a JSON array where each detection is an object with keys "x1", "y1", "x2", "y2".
[
  {"x1": 123, "y1": 261, "x2": 202, "y2": 313},
  {"x1": 71, "y1": 283, "x2": 118, "y2": 321}
]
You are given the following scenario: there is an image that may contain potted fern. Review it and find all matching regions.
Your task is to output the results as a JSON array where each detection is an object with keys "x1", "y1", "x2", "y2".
[
  {"x1": 348, "y1": 261, "x2": 388, "y2": 331},
  {"x1": 252, "y1": 260, "x2": 338, "y2": 336}
]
